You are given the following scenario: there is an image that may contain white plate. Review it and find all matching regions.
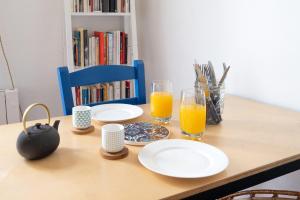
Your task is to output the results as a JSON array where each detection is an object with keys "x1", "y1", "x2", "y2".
[
  {"x1": 138, "y1": 139, "x2": 229, "y2": 178},
  {"x1": 91, "y1": 104, "x2": 143, "y2": 122}
]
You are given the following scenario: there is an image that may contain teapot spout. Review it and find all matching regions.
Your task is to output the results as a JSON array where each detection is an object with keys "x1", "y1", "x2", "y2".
[{"x1": 53, "y1": 120, "x2": 60, "y2": 130}]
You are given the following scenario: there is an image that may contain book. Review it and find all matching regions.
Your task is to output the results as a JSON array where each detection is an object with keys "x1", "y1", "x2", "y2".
[
  {"x1": 100, "y1": 84, "x2": 104, "y2": 101},
  {"x1": 84, "y1": 0, "x2": 89, "y2": 12},
  {"x1": 91, "y1": 36, "x2": 96, "y2": 65},
  {"x1": 130, "y1": 80, "x2": 134, "y2": 98},
  {"x1": 73, "y1": 31, "x2": 81, "y2": 66},
  {"x1": 108, "y1": 84, "x2": 114, "y2": 100},
  {"x1": 125, "y1": 81, "x2": 130, "y2": 98},
  {"x1": 117, "y1": 0, "x2": 121, "y2": 13},
  {"x1": 99, "y1": 32, "x2": 105, "y2": 64},
  {"x1": 107, "y1": 32, "x2": 113, "y2": 64},
  {"x1": 84, "y1": 29, "x2": 89, "y2": 66},
  {"x1": 102, "y1": 0, "x2": 109, "y2": 12},
  {"x1": 113, "y1": 81, "x2": 121, "y2": 100},
  {"x1": 95, "y1": 37, "x2": 99, "y2": 65},
  {"x1": 121, "y1": 81, "x2": 126, "y2": 99},
  {"x1": 109, "y1": 0, "x2": 116, "y2": 12},
  {"x1": 78, "y1": 28, "x2": 84, "y2": 67},
  {"x1": 89, "y1": 37, "x2": 92, "y2": 65}
]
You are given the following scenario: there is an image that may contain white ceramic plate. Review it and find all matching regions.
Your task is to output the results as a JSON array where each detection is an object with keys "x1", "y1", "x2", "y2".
[
  {"x1": 91, "y1": 104, "x2": 143, "y2": 122},
  {"x1": 138, "y1": 139, "x2": 229, "y2": 178}
]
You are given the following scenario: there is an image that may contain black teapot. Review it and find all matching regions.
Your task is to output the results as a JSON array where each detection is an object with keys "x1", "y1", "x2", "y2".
[{"x1": 17, "y1": 103, "x2": 60, "y2": 160}]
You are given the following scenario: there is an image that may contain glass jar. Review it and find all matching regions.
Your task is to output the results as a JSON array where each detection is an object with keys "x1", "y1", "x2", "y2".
[{"x1": 195, "y1": 81, "x2": 225, "y2": 125}]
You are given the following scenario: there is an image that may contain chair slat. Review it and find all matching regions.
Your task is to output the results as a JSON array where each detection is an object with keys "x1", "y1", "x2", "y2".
[{"x1": 69, "y1": 65, "x2": 135, "y2": 87}]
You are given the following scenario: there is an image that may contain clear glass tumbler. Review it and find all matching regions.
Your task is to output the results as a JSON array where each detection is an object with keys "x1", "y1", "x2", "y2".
[
  {"x1": 150, "y1": 80, "x2": 173, "y2": 124},
  {"x1": 180, "y1": 87, "x2": 206, "y2": 140}
]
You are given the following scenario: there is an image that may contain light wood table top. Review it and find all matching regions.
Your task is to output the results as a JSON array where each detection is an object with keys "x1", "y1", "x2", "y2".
[{"x1": 0, "y1": 96, "x2": 300, "y2": 200}]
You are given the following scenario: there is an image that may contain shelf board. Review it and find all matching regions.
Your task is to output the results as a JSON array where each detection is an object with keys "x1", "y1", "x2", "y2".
[{"x1": 71, "y1": 12, "x2": 131, "y2": 17}]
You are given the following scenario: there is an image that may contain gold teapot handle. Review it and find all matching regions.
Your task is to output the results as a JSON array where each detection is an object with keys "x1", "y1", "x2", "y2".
[{"x1": 23, "y1": 103, "x2": 51, "y2": 135}]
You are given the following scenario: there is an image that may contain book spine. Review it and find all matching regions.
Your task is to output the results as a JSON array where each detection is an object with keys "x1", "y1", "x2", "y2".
[
  {"x1": 117, "y1": 0, "x2": 121, "y2": 13},
  {"x1": 113, "y1": 81, "x2": 121, "y2": 100},
  {"x1": 109, "y1": 84, "x2": 114, "y2": 100},
  {"x1": 109, "y1": 0, "x2": 116, "y2": 12},
  {"x1": 116, "y1": 31, "x2": 120, "y2": 64},
  {"x1": 73, "y1": 31, "x2": 81, "y2": 66},
  {"x1": 99, "y1": 32, "x2": 105, "y2": 64},
  {"x1": 100, "y1": 84, "x2": 104, "y2": 101},
  {"x1": 92, "y1": 36, "x2": 96, "y2": 65},
  {"x1": 89, "y1": 37, "x2": 92, "y2": 65},
  {"x1": 84, "y1": 29, "x2": 89, "y2": 66},
  {"x1": 125, "y1": 33, "x2": 128, "y2": 64},
  {"x1": 78, "y1": 28, "x2": 84, "y2": 67},
  {"x1": 113, "y1": 32, "x2": 117, "y2": 64},
  {"x1": 130, "y1": 80, "x2": 134, "y2": 98},
  {"x1": 121, "y1": 0, "x2": 125, "y2": 12},
  {"x1": 102, "y1": 0, "x2": 109, "y2": 12},
  {"x1": 108, "y1": 33, "x2": 113, "y2": 64},
  {"x1": 125, "y1": 0, "x2": 129, "y2": 12},
  {"x1": 84, "y1": 0, "x2": 88, "y2": 12},
  {"x1": 95, "y1": 37, "x2": 99, "y2": 65},
  {"x1": 125, "y1": 80, "x2": 130, "y2": 98},
  {"x1": 104, "y1": 33, "x2": 107, "y2": 64},
  {"x1": 121, "y1": 81, "x2": 126, "y2": 99},
  {"x1": 96, "y1": 84, "x2": 101, "y2": 102}
]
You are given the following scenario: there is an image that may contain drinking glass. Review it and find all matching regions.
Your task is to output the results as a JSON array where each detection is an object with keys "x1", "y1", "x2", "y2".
[
  {"x1": 180, "y1": 88, "x2": 206, "y2": 140},
  {"x1": 150, "y1": 80, "x2": 173, "y2": 124}
]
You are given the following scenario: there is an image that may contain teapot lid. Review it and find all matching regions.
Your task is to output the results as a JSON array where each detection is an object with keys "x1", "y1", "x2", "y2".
[{"x1": 26, "y1": 123, "x2": 52, "y2": 135}]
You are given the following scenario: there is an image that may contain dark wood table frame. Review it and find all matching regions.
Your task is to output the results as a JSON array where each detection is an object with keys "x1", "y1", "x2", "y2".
[{"x1": 185, "y1": 159, "x2": 300, "y2": 200}]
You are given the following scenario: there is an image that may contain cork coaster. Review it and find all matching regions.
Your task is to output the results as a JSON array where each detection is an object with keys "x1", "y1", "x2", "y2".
[
  {"x1": 100, "y1": 147, "x2": 129, "y2": 160},
  {"x1": 71, "y1": 125, "x2": 95, "y2": 135}
]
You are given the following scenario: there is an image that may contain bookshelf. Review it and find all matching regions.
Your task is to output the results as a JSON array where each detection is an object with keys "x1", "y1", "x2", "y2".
[
  {"x1": 63, "y1": 0, "x2": 139, "y2": 105},
  {"x1": 64, "y1": 0, "x2": 138, "y2": 71}
]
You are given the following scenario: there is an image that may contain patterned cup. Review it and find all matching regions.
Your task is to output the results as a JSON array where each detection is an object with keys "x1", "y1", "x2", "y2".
[
  {"x1": 101, "y1": 124, "x2": 125, "y2": 153},
  {"x1": 72, "y1": 106, "x2": 91, "y2": 129}
]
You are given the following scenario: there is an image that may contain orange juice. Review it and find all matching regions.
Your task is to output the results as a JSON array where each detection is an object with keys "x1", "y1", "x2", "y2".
[
  {"x1": 150, "y1": 92, "x2": 173, "y2": 118},
  {"x1": 180, "y1": 104, "x2": 206, "y2": 134}
]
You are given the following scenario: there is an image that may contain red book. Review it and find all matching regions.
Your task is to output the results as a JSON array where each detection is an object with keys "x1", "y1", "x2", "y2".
[
  {"x1": 121, "y1": 32, "x2": 126, "y2": 64},
  {"x1": 94, "y1": 32, "x2": 105, "y2": 65},
  {"x1": 75, "y1": 86, "x2": 81, "y2": 105},
  {"x1": 90, "y1": 0, "x2": 93, "y2": 12},
  {"x1": 99, "y1": 32, "x2": 105, "y2": 65}
]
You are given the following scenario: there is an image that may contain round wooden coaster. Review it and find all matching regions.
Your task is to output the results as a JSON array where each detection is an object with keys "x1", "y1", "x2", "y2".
[
  {"x1": 100, "y1": 147, "x2": 129, "y2": 160},
  {"x1": 71, "y1": 125, "x2": 95, "y2": 135}
]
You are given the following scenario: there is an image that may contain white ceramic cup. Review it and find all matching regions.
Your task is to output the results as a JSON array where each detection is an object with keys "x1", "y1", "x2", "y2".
[
  {"x1": 101, "y1": 124, "x2": 125, "y2": 153},
  {"x1": 72, "y1": 106, "x2": 92, "y2": 129}
]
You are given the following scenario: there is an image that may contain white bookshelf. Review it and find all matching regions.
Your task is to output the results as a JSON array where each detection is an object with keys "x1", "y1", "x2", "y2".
[{"x1": 64, "y1": 0, "x2": 138, "y2": 72}]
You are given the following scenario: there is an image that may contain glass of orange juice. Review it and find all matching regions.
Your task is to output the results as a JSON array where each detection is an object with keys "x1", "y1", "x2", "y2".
[
  {"x1": 180, "y1": 88, "x2": 206, "y2": 140},
  {"x1": 150, "y1": 80, "x2": 173, "y2": 124}
]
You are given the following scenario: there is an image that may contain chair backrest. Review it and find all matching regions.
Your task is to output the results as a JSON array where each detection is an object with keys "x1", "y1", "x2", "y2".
[{"x1": 57, "y1": 60, "x2": 146, "y2": 115}]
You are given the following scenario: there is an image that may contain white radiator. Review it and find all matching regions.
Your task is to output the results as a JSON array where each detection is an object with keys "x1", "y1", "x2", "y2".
[{"x1": 0, "y1": 89, "x2": 21, "y2": 125}]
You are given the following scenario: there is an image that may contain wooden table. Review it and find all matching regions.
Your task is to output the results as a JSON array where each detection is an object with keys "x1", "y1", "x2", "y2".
[{"x1": 1, "y1": 96, "x2": 300, "y2": 200}]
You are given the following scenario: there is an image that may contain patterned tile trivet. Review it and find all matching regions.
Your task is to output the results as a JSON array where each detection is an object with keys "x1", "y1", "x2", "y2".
[{"x1": 124, "y1": 122, "x2": 170, "y2": 146}]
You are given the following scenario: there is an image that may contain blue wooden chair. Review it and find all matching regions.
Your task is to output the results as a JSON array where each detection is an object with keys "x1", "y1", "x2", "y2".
[{"x1": 57, "y1": 60, "x2": 146, "y2": 115}]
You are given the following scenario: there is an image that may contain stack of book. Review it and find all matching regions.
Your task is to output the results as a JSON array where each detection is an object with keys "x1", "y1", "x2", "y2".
[
  {"x1": 75, "y1": 81, "x2": 132, "y2": 106},
  {"x1": 72, "y1": 28, "x2": 133, "y2": 106},
  {"x1": 73, "y1": 0, "x2": 130, "y2": 13},
  {"x1": 73, "y1": 29, "x2": 128, "y2": 67}
]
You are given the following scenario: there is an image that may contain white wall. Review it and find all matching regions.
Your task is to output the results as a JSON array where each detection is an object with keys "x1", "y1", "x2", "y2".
[
  {"x1": 0, "y1": 0, "x2": 65, "y2": 119},
  {"x1": 136, "y1": 0, "x2": 300, "y2": 190}
]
